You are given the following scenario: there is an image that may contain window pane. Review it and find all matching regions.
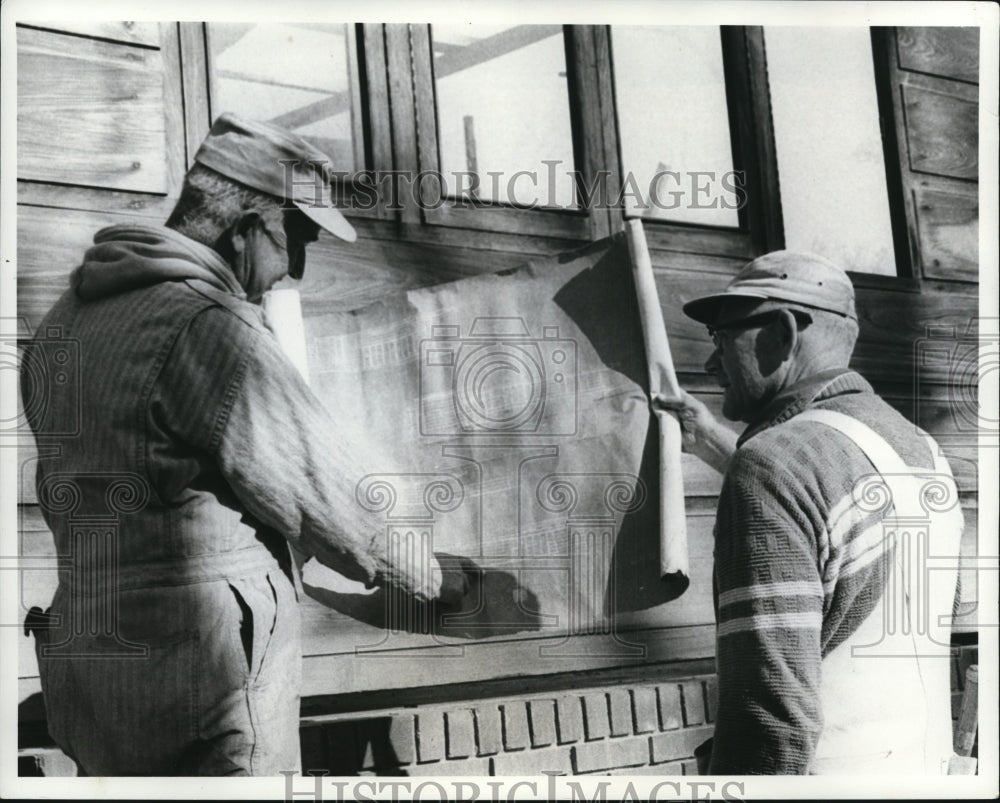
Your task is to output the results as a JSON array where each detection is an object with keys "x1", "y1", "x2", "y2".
[
  {"x1": 765, "y1": 27, "x2": 896, "y2": 275},
  {"x1": 611, "y1": 27, "x2": 740, "y2": 227},
  {"x1": 207, "y1": 23, "x2": 363, "y2": 174},
  {"x1": 432, "y1": 25, "x2": 576, "y2": 208}
]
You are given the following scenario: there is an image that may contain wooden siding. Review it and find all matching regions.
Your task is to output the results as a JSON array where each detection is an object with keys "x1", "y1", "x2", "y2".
[
  {"x1": 15, "y1": 24, "x2": 982, "y2": 702},
  {"x1": 17, "y1": 27, "x2": 171, "y2": 194},
  {"x1": 879, "y1": 26, "x2": 979, "y2": 283}
]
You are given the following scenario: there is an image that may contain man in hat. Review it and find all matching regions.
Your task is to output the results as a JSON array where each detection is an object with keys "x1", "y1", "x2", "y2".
[
  {"x1": 22, "y1": 114, "x2": 465, "y2": 776},
  {"x1": 661, "y1": 251, "x2": 962, "y2": 774}
]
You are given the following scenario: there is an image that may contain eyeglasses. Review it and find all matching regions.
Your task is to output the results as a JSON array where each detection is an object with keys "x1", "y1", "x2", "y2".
[{"x1": 707, "y1": 309, "x2": 812, "y2": 353}]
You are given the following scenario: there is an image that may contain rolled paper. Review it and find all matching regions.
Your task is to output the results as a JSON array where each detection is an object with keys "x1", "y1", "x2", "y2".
[
  {"x1": 263, "y1": 287, "x2": 310, "y2": 384},
  {"x1": 262, "y1": 287, "x2": 312, "y2": 593},
  {"x1": 626, "y1": 219, "x2": 689, "y2": 584}
]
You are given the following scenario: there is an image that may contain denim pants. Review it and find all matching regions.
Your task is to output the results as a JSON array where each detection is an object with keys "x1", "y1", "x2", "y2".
[{"x1": 35, "y1": 569, "x2": 302, "y2": 776}]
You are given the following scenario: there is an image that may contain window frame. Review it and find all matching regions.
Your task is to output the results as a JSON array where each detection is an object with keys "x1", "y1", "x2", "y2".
[
  {"x1": 869, "y1": 26, "x2": 925, "y2": 285},
  {"x1": 203, "y1": 22, "x2": 394, "y2": 222},
  {"x1": 401, "y1": 24, "x2": 787, "y2": 260},
  {"x1": 190, "y1": 22, "x2": 919, "y2": 276},
  {"x1": 604, "y1": 25, "x2": 780, "y2": 261},
  {"x1": 751, "y1": 24, "x2": 914, "y2": 285},
  {"x1": 405, "y1": 24, "x2": 601, "y2": 241}
]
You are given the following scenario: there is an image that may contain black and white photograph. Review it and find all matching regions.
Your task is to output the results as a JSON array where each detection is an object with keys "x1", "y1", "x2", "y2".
[{"x1": 1, "y1": 0, "x2": 997, "y2": 799}]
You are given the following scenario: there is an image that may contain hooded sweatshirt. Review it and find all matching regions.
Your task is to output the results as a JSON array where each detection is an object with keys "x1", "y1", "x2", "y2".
[
  {"x1": 24, "y1": 224, "x2": 450, "y2": 775},
  {"x1": 70, "y1": 224, "x2": 244, "y2": 300},
  {"x1": 27, "y1": 223, "x2": 439, "y2": 599}
]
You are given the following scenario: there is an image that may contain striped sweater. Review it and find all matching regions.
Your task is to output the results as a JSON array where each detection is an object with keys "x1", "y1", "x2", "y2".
[{"x1": 707, "y1": 369, "x2": 958, "y2": 774}]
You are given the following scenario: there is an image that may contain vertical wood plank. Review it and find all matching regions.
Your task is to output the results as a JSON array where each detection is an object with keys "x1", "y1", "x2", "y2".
[
  {"x1": 410, "y1": 22, "x2": 446, "y2": 221},
  {"x1": 742, "y1": 26, "x2": 783, "y2": 255},
  {"x1": 387, "y1": 23, "x2": 422, "y2": 225},
  {"x1": 363, "y1": 24, "x2": 393, "y2": 170},
  {"x1": 877, "y1": 28, "x2": 924, "y2": 276},
  {"x1": 345, "y1": 23, "x2": 368, "y2": 175},
  {"x1": 871, "y1": 27, "x2": 917, "y2": 279},
  {"x1": 159, "y1": 22, "x2": 186, "y2": 198},
  {"x1": 576, "y1": 25, "x2": 617, "y2": 241},
  {"x1": 361, "y1": 23, "x2": 393, "y2": 220},
  {"x1": 179, "y1": 22, "x2": 211, "y2": 168}
]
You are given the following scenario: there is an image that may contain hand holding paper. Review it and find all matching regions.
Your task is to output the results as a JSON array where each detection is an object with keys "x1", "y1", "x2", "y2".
[{"x1": 655, "y1": 390, "x2": 737, "y2": 474}]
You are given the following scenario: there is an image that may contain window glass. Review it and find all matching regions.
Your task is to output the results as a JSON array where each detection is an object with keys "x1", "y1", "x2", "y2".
[
  {"x1": 611, "y1": 26, "x2": 740, "y2": 227},
  {"x1": 207, "y1": 23, "x2": 364, "y2": 174},
  {"x1": 432, "y1": 25, "x2": 576, "y2": 208},
  {"x1": 765, "y1": 27, "x2": 897, "y2": 275}
]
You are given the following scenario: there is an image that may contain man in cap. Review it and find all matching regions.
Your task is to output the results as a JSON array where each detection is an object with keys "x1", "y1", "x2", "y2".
[
  {"x1": 22, "y1": 114, "x2": 465, "y2": 776},
  {"x1": 661, "y1": 251, "x2": 962, "y2": 774}
]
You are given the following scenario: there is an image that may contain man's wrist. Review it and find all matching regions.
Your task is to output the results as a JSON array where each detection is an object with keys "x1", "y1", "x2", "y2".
[{"x1": 696, "y1": 426, "x2": 738, "y2": 473}]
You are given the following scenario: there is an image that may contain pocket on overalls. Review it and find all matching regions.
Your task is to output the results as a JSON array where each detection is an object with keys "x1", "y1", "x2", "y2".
[
  {"x1": 229, "y1": 573, "x2": 301, "y2": 775},
  {"x1": 101, "y1": 630, "x2": 201, "y2": 773},
  {"x1": 227, "y1": 576, "x2": 278, "y2": 682}
]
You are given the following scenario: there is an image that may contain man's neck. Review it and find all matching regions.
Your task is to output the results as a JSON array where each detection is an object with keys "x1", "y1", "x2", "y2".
[{"x1": 739, "y1": 367, "x2": 855, "y2": 446}]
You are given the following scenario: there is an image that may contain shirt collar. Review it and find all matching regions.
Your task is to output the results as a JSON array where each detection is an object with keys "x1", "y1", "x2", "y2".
[{"x1": 737, "y1": 368, "x2": 873, "y2": 447}]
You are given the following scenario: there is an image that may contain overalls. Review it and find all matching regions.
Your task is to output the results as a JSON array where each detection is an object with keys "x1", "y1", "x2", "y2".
[
  {"x1": 796, "y1": 410, "x2": 962, "y2": 775},
  {"x1": 25, "y1": 276, "x2": 302, "y2": 775}
]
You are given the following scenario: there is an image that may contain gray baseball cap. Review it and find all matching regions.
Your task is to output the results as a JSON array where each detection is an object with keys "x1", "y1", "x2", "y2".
[{"x1": 683, "y1": 250, "x2": 857, "y2": 324}]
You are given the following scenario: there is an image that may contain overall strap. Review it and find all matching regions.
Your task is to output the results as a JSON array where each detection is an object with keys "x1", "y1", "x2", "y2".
[
  {"x1": 793, "y1": 409, "x2": 957, "y2": 518},
  {"x1": 794, "y1": 409, "x2": 911, "y2": 477}
]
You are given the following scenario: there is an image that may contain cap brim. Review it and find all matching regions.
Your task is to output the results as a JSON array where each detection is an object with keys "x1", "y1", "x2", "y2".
[
  {"x1": 682, "y1": 291, "x2": 769, "y2": 324},
  {"x1": 286, "y1": 162, "x2": 356, "y2": 243},
  {"x1": 295, "y1": 200, "x2": 357, "y2": 243}
]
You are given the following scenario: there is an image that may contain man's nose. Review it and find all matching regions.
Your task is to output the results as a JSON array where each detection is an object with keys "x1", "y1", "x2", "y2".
[{"x1": 704, "y1": 347, "x2": 721, "y2": 374}]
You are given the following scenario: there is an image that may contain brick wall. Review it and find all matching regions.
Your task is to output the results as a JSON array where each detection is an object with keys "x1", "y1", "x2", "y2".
[
  {"x1": 19, "y1": 641, "x2": 979, "y2": 776},
  {"x1": 300, "y1": 674, "x2": 717, "y2": 776},
  {"x1": 298, "y1": 640, "x2": 980, "y2": 777}
]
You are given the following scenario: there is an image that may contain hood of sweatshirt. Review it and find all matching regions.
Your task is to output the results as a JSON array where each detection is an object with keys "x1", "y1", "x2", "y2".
[{"x1": 71, "y1": 224, "x2": 245, "y2": 301}]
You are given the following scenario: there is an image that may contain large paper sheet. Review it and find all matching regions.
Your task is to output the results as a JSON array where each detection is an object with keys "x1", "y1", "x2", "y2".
[{"x1": 273, "y1": 232, "x2": 689, "y2": 651}]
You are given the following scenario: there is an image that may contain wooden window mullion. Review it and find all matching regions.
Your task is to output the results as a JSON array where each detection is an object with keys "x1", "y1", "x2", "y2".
[{"x1": 720, "y1": 25, "x2": 784, "y2": 257}]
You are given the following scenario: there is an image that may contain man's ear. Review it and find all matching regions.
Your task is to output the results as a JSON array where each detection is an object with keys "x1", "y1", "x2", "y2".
[
  {"x1": 214, "y1": 212, "x2": 262, "y2": 261},
  {"x1": 755, "y1": 310, "x2": 798, "y2": 379},
  {"x1": 772, "y1": 308, "x2": 800, "y2": 360}
]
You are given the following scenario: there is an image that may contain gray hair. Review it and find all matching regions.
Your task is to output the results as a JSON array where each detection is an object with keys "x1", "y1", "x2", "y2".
[{"x1": 165, "y1": 164, "x2": 285, "y2": 248}]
